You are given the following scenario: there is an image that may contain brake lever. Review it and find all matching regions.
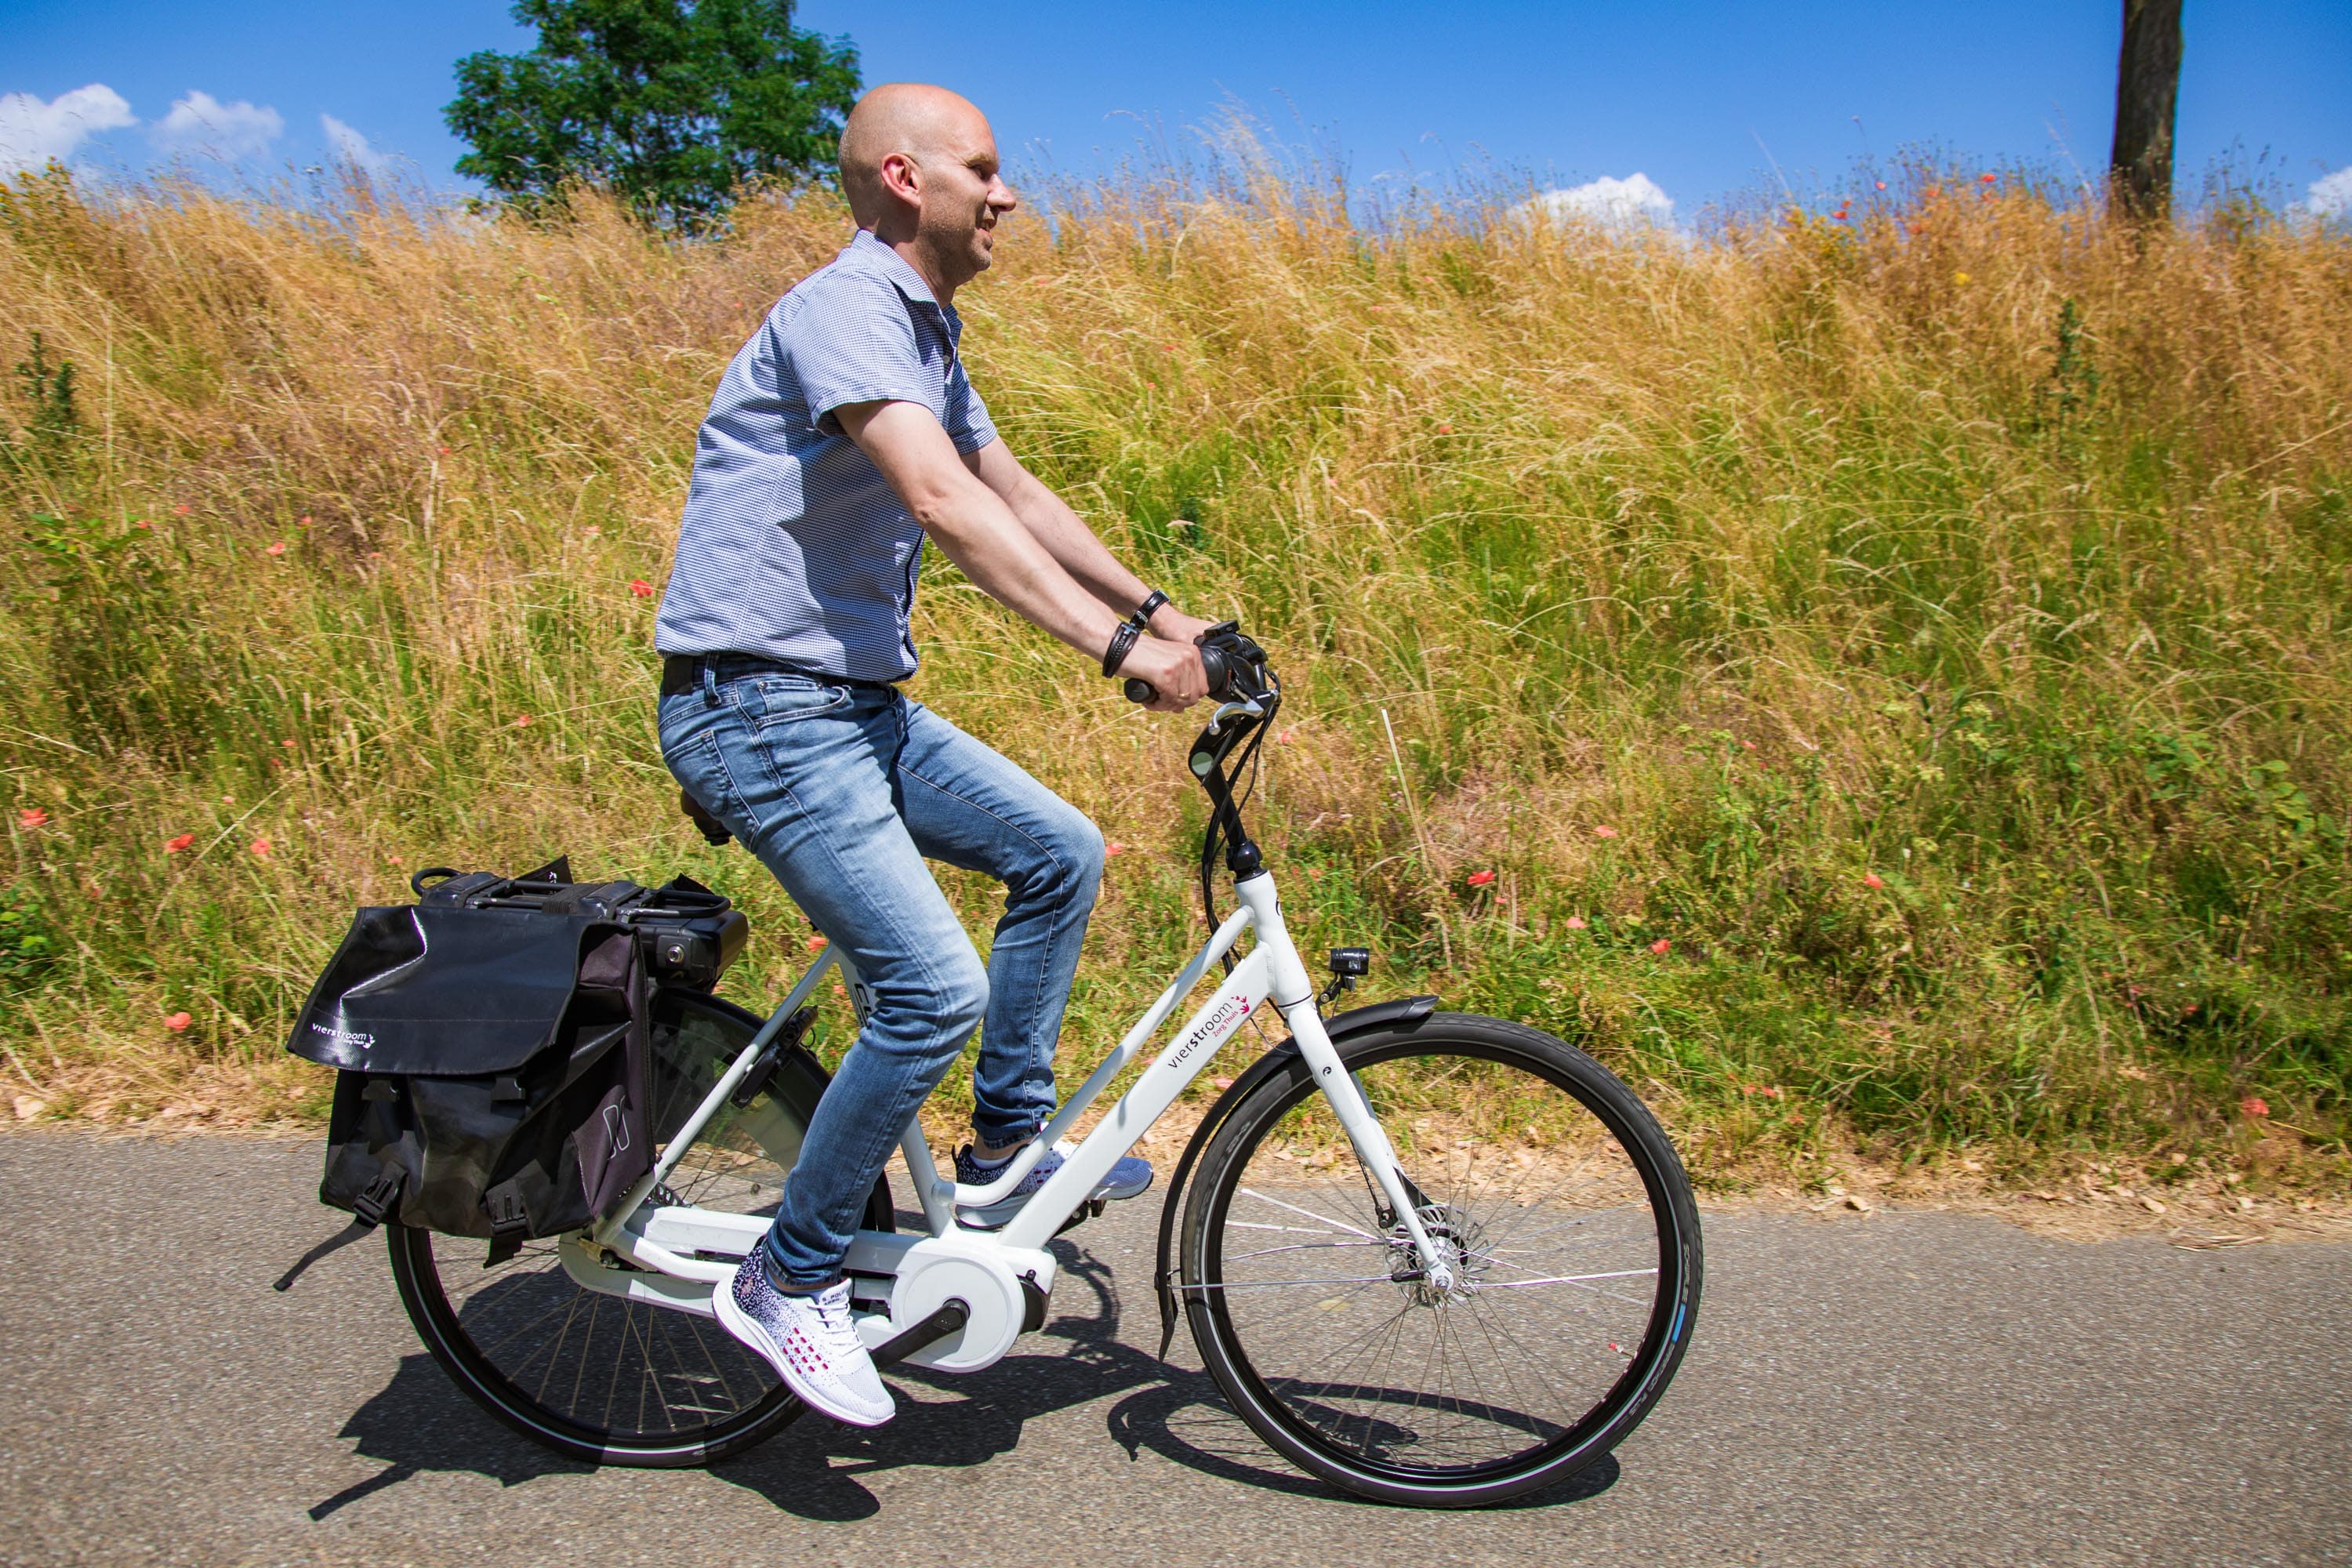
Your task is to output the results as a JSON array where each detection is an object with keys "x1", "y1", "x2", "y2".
[{"x1": 1205, "y1": 697, "x2": 1265, "y2": 735}]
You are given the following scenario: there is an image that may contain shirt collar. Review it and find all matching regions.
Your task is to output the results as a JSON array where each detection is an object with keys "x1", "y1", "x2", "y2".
[{"x1": 847, "y1": 228, "x2": 945, "y2": 311}]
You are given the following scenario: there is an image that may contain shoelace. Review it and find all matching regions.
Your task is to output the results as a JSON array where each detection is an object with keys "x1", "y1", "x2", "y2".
[{"x1": 804, "y1": 1283, "x2": 866, "y2": 1359}]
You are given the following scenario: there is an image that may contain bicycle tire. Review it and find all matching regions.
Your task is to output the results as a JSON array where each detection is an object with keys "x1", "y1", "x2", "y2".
[
  {"x1": 388, "y1": 988, "x2": 891, "y2": 1466},
  {"x1": 1181, "y1": 1012, "x2": 1700, "y2": 1507}
]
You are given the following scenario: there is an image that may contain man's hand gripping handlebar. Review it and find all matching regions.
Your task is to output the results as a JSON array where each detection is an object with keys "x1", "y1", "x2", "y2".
[{"x1": 1123, "y1": 622, "x2": 1271, "y2": 710}]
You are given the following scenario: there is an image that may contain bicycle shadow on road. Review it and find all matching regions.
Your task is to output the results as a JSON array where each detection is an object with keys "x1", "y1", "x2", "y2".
[
  {"x1": 309, "y1": 1352, "x2": 596, "y2": 1521},
  {"x1": 311, "y1": 1236, "x2": 1617, "y2": 1523},
  {"x1": 708, "y1": 1240, "x2": 1619, "y2": 1518},
  {"x1": 707, "y1": 1242, "x2": 1165, "y2": 1519}
]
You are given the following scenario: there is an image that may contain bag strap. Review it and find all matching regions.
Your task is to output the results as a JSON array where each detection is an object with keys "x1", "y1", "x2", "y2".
[{"x1": 481, "y1": 1181, "x2": 532, "y2": 1269}]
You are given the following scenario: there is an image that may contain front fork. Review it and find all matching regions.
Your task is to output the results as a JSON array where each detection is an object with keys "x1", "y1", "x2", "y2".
[{"x1": 1247, "y1": 878, "x2": 1454, "y2": 1290}]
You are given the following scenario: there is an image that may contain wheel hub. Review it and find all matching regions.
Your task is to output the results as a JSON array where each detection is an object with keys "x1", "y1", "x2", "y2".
[{"x1": 1387, "y1": 1202, "x2": 1489, "y2": 1305}]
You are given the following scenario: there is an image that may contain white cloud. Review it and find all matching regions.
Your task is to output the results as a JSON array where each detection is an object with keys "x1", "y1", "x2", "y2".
[
  {"x1": 151, "y1": 91, "x2": 283, "y2": 161},
  {"x1": 2293, "y1": 165, "x2": 2352, "y2": 223},
  {"x1": 321, "y1": 114, "x2": 398, "y2": 181},
  {"x1": 1515, "y1": 172, "x2": 1676, "y2": 232},
  {"x1": 0, "y1": 84, "x2": 137, "y2": 177}
]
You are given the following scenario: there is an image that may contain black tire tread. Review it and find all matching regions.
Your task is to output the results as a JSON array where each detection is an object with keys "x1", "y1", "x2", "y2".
[{"x1": 1180, "y1": 1011, "x2": 1701, "y2": 1508}]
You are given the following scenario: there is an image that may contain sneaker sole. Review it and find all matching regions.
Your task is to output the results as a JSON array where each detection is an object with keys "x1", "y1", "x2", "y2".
[{"x1": 712, "y1": 1269, "x2": 895, "y2": 1428}]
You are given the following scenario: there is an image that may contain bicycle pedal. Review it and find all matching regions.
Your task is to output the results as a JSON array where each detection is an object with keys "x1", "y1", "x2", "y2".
[{"x1": 1052, "y1": 1196, "x2": 1107, "y2": 1238}]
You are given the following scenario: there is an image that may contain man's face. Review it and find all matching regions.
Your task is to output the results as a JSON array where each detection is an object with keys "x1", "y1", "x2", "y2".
[{"x1": 913, "y1": 108, "x2": 1017, "y2": 288}]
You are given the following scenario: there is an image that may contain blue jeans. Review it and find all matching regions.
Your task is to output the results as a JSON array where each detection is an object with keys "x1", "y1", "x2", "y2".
[{"x1": 659, "y1": 666, "x2": 1104, "y2": 1288}]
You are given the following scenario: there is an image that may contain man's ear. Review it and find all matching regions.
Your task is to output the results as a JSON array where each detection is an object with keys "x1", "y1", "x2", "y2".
[{"x1": 880, "y1": 150, "x2": 923, "y2": 206}]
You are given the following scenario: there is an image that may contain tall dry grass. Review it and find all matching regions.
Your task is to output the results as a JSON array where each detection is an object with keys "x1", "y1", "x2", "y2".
[{"x1": 2, "y1": 160, "x2": 2347, "y2": 1191}]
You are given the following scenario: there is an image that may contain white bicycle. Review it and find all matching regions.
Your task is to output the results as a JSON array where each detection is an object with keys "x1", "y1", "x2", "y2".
[{"x1": 386, "y1": 630, "x2": 1703, "y2": 1507}]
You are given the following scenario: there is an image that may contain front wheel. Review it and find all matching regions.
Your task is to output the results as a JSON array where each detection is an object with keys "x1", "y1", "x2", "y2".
[{"x1": 1181, "y1": 1012, "x2": 1700, "y2": 1507}]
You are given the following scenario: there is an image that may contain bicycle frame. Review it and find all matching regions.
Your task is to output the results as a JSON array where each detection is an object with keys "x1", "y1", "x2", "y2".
[{"x1": 573, "y1": 864, "x2": 1456, "y2": 1367}]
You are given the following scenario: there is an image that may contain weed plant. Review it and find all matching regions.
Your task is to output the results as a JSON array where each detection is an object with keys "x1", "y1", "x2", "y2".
[{"x1": 1, "y1": 158, "x2": 2346, "y2": 1192}]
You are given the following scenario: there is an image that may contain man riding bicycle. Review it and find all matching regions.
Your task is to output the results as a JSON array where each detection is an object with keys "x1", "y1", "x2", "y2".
[{"x1": 654, "y1": 83, "x2": 1216, "y2": 1428}]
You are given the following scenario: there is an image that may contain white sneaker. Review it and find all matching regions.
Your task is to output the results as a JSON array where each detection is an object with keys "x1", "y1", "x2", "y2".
[{"x1": 713, "y1": 1261, "x2": 894, "y2": 1427}]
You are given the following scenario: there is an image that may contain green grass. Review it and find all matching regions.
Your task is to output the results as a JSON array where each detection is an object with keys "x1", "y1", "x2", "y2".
[{"x1": 1, "y1": 162, "x2": 2347, "y2": 1194}]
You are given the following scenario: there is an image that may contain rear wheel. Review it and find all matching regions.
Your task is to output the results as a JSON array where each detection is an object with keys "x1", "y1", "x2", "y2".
[
  {"x1": 387, "y1": 989, "x2": 890, "y2": 1465},
  {"x1": 1181, "y1": 1013, "x2": 1700, "y2": 1506}
]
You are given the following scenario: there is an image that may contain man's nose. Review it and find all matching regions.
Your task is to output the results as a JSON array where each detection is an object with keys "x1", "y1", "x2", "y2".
[{"x1": 992, "y1": 178, "x2": 1018, "y2": 213}]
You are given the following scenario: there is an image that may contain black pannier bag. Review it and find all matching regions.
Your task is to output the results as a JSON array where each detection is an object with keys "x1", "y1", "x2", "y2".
[{"x1": 274, "y1": 856, "x2": 748, "y2": 1289}]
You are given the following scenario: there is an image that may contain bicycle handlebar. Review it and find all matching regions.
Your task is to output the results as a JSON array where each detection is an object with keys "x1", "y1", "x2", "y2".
[
  {"x1": 1121, "y1": 622, "x2": 1267, "y2": 707},
  {"x1": 1121, "y1": 644, "x2": 1229, "y2": 706}
]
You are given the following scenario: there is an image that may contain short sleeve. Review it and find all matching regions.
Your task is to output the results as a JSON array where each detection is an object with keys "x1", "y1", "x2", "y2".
[
  {"x1": 943, "y1": 358, "x2": 997, "y2": 454},
  {"x1": 783, "y1": 271, "x2": 935, "y2": 434}
]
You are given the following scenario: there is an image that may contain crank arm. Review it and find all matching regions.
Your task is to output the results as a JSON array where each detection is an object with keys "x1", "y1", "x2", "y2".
[{"x1": 869, "y1": 1299, "x2": 970, "y2": 1369}]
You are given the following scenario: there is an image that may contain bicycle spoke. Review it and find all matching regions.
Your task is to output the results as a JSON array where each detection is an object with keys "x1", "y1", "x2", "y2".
[{"x1": 1198, "y1": 1039, "x2": 1684, "y2": 1483}]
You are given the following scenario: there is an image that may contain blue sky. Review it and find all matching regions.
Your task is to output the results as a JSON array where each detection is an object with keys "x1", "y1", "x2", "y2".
[{"x1": 3, "y1": 0, "x2": 2348, "y2": 220}]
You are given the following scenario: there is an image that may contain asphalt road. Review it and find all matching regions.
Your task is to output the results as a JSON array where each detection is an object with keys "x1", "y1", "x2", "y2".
[{"x1": 1, "y1": 1130, "x2": 2346, "y2": 1567}]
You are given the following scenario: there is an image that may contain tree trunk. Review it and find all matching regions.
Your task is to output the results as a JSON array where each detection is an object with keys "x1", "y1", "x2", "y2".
[{"x1": 2110, "y1": 0, "x2": 2184, "y2": 220}]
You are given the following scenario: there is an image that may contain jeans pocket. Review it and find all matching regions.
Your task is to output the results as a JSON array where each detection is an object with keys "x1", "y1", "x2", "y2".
[
  {"x1": 749, "y1": 676, "x2": 852, "y2": 728},
  {"x1": 661, "y1": 724, "x2": 747, "y2": 824}
]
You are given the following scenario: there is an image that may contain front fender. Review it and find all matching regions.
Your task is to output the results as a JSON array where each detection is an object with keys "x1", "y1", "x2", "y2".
[{"x1": 1151, "y1": 993, "x2": 1436, "y2": 1360}]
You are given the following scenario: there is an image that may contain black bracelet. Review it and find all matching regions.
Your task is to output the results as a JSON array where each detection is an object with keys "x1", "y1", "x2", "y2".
[
  {"x1": 1104, "y1": 590, "x2": 1168, "y2": 677},
  {"x1": 1102, "y1": 619, "x2": 1143, "y2": 677}
]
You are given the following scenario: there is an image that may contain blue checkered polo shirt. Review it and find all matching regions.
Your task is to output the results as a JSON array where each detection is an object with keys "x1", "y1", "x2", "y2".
[{"x1": 655, "y1": 230, "x2": 997, "y2": 681}]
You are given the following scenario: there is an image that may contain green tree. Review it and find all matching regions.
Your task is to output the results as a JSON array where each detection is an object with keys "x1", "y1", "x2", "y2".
[{"x1": 446, "y1": 0, "x2": 859, "y2": 230}]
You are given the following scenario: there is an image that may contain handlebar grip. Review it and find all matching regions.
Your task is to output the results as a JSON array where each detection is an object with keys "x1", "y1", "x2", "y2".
[{"x1": 1121, "y1": 644, "x2": 1231, "y2": 705}]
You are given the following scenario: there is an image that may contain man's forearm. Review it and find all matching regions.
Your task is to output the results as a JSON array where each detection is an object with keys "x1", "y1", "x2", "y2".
[
  {"x1": 1000, "y1": 470, "x2": 1156, "y2": 619},
  {"x1": 922, "y1": 478, "x2": 1125, "y2": 659}
]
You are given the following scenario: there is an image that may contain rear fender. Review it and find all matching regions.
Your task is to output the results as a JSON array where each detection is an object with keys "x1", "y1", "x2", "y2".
[{"x1": 1152, "y1": 994, "x2": 1436, "y2": 1360}]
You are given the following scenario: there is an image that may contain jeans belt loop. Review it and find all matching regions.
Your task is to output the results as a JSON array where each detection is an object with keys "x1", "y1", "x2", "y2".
[{"x1": 700, "y1": 661, "x2": 720, "y2": 709}]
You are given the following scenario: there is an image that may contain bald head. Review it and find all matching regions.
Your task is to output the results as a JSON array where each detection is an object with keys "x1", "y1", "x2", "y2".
[{"x1": 839, "y1": 83, "x2": 989, "y2": 229}]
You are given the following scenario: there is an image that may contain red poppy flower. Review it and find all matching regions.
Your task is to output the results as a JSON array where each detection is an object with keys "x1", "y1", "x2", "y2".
[
  {"x1": 1564, "y1": 916, "x2": 1588, "y2": 930},
  {"x1": 1211, "y1": 1076, "x2": 1234, "y2": 1091},
  {"x1": 1592, "y1": 825, "x2": 1619, "y2": 839},
  {"x1": 250, "y1": 837, "x2": 272, "y2": 858},
  {"x1": 1276, "y1": 729, "x2": 1294, "y2": 744},
  {"x1": 266, "y1": 542, "x2": 287, "y2": 556},
  {"x1": 1864, "y1": 873, "x2": 1885, "y2": 889},
  {"x1": 1979, "y1": 172, "x2": 1996, "y2": 183},
  {"x1": 165, "y1": 1011, "x2": 193, "y2": 1032},
  {"x1": 1649, "y1": 938, "x2": 1671, "y2": 955},
  {"x1": 1104, "y1": 841, "x2": 1127, "y2": 857},
  {"x1": 1740, "y1": 739, "x2": 1756, "y2": 750},
  {"x1": 18, "y1": 808, "x2": 48, "y2": 828},
  {"x1": 299, "y1": 515, "x2": 313, "y2": 526},
  {"x1": 807, "y1": 935, "x2": 828, "y2": 951},
  {"x1": 1467, "y1": 869, "x2": 1496, "y2": 887},
  {"x1": 133, "y1": 520, "x2": 151, "y2": 529},
  {"x1": 281, "y1": 739, "x2": 296, "y2": 749},
  {"x1": 2241, "y1": 1095, "x2": 2269, "y2": 1119},
  {"x1": 172, "y1": 503, "x2": 191, "y2": 516},
  {"x1": 1436, "y1": 423, "x2": 1454, "y2": 434},
  {"x1": 1875, "y1": 181, "x2": 1887, "y2": 191},
  {"x1": 437, "y1": 445, "x2": 452, "y2": 456},
  {"x1": 165, "y1": 832, "x2": 195, "y2": 853}
]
